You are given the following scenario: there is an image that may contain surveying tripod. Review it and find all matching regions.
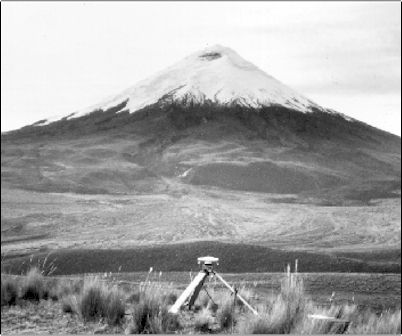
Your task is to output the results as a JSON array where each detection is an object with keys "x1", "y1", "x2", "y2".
[{"x1": 169, "y1": 256, "x2": 258, "y2": 315}]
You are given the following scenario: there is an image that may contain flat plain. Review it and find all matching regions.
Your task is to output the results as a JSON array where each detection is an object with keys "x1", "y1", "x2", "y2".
[{"x1": 1, "y1": 185, "x2": 400, "y2": 257}]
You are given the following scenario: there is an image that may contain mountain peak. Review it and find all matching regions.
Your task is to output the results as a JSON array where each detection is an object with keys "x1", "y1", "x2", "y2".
[
  {"x1": 36, "y1": 45, "x2": 324, "y2": 126},
  {"x1": 196, "y1": 44, "x2": 236, "y2": 56},
  {"x1": 192, "y1": 44, "x2": 259, "y2": 71}
]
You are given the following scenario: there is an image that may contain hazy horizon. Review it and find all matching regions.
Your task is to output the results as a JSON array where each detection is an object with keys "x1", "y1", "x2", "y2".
[{"x1": 1, "y1": 2, "x2": 401, "y2": 135}]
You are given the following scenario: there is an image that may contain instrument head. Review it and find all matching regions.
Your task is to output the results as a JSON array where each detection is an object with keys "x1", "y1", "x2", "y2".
[{"x1": 197, "y1": 256, "x2": 219, "y2": 272}]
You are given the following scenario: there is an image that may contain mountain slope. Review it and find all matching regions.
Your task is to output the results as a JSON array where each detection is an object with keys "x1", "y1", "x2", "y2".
[
  {"x1": 2, "y1": 99, "x2": 400, "y2": 200},
  {"x1": 1, "y1": 45, "x2": 400, "y2": 259}
]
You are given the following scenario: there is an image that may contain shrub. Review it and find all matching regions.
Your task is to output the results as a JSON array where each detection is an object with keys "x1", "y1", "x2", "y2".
[
  {"x1": 1, "y1": 277, "x2": 18, "y2": 306},
  {"x1": 20, "y1": 267, "x2": 48, "y2": 302}
]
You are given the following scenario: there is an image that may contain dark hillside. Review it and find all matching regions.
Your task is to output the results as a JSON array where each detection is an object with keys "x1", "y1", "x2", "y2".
[
  {"x1": 1, "y1": 241, "x2": 400, "y2": 275},
  {"x1": 2, "y1": 102, "x2": 400, "y2": 198}
]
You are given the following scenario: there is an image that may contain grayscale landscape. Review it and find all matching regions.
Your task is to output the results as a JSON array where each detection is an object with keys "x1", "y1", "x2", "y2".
[{"x1": 1, "y1": 2, "x2": 401, "y2": 335}]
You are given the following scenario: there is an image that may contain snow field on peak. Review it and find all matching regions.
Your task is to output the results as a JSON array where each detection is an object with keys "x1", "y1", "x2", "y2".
[{"x1": 36, "y1": 45, "x2": 326, "y2": 126}]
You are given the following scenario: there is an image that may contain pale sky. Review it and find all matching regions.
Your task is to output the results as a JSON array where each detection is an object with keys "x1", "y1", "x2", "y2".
[{"x1": 1, "y1": 2, "x2": 401, "y2": 135}]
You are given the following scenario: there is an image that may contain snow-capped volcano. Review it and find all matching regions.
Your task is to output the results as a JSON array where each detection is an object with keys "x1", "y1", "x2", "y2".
[
  {"x1": 3, "y1": 44, "x2": 400, "y2": 205},
  {"x1": 37, "y1": 45, "x2": 324, "y2": 126}
]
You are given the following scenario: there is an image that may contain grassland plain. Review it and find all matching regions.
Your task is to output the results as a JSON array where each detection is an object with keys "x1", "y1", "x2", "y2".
[
  {"x1": 1, "y1": 186, "x2": 400, "y2": 257},
  {"x1": 39, "y1": 271, "x2": 401, "y2": 312},
  {"x1": 1, "y1": 269, "x2": 400, "y2": 334}
]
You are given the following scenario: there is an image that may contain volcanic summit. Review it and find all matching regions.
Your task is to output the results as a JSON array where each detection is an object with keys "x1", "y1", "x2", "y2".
[{"x1": 2, "y1": 45, "x2": 401, "y2": 202}]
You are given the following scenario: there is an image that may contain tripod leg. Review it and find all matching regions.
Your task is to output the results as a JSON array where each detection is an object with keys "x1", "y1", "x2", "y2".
[
  {"x1": 188, "y1": 275, "x2": 207, "y2": 309},
  {"x1": 214, "y1": 272, "x2": 259, "y2": 316},
  {"x1": 169, "y1": 271, "x2": 208, "y2": 314}
]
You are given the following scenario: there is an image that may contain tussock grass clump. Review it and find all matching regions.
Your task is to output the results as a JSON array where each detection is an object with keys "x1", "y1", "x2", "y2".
[
  {"x1": 217, "y1": 296, "x2": 236, "y2": 331},
  {"x1": 198, "y1": 288, "x2": 230, "y2": 313},
  {"x1": 104, "y1": 286, "x2": 126, "y2": 326},
  {"x1": 1, "y1": 277, "x2": 18, "y2": 306},
  {"x1": 300, "y1": 304, "x2": 401, "y2": 335},
  {"x1": 129, "y1": 297, "x2": 162, "y2": 333},
  {"x1": 239, "y1": 313, "x2": 272, "y2": 334},
  {"x1": 207, "y1": 300, "x2": 219, "y2": 313},
  {"x1": 299, "y1": 304, "x2": 355, "y2": 334},
  {"x1": 198, "y1": 290, "x2": 211, "y2": 308},
  {"x1": 20, "y1": 267, "x2": 48, "y2": 302},
  {"x1": 78, "y1": 278, "x2": 106, "y2": 321},
  {"x1": 127, "y1": 283, "x2": 181, "y2": 334},
  {"x1": 149, "y1": 306, "x2": 181, "y2": 334},
  {"x1": 194, "y1": 308, "x2": 214, "y2": 333},
  {"x1": 239, "y1": 276, "x2": 306, "y2": 334},
  {"x1": 348, "y1": 309, "x2": 401, "y2": 334},
  {"x1": 77, "y1": 278, "x2": 125, "y2": 326},
  {"x1": 236, "y1": 287, "x2": 255, "y2": 309},
  {"x1": 55, "y1": 278, "x2": 83, "y2": 299},
  {"x1": 273, "y1": 277, "x2": 306, "y2": 333},
  {"x1": 127, "y1": 291, "x2": 141, "y2": 304},
  {"x1": 45, "y1": 278, "x2": 62, "y2": 301},
  {"x1": 61, "y1": 295, "x2": 78, "y2": 314},
  {"x1": 163, "y1": 292, "x2": 178, "y2": 305}
]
